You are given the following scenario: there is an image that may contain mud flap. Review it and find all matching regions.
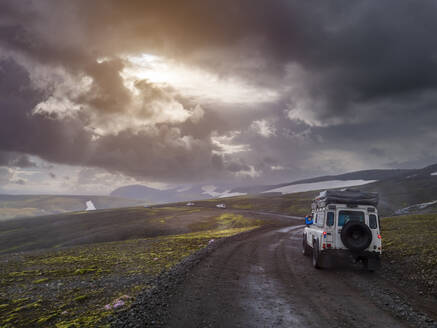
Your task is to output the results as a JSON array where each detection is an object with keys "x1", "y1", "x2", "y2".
[{"x1": 365, "y1": 256, "x2": 381, "y2": 272}]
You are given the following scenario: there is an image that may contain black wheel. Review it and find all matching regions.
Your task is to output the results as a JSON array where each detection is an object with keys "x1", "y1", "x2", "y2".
[
  {"x1": 341, "y1": 221, "x2": 372, "y2": 251},
  {"x1": 312, "y1": 241, "x2": 321, "y2": 269},
  {"x1": 302, "y1": 234, "x2": 311, "y2": 256}
]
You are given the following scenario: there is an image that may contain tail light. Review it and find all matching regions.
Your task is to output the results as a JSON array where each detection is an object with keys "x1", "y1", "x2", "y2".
[
  {"x1": 377, "y1": 234, "x2": 381, "y2": 239},
  {"x1": 323, "y1": 231, "x2": 327, "y2": 238}
]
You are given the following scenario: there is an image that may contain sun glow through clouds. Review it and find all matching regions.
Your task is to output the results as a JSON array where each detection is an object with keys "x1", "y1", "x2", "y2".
[{"x1": 122, "y1": 53, "x2": 278, "y2": 105}]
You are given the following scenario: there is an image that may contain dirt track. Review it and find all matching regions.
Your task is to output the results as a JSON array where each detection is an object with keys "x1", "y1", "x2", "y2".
[
  {"x1": 161, "y1": 222, "x2": 407, "y2": 328},
  {"x1": 114, "y1": 213, "x2": 437, "y2": 328}
]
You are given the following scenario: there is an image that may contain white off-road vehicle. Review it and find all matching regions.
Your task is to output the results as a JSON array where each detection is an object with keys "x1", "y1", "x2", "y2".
[{"x1": 302, "y1": 189, "x2": 382, "y2": 270}]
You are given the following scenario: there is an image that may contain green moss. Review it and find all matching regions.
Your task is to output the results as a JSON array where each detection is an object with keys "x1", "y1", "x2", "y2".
[
  {"x1": 381, "y1": 213, "x2": 437, "y2": 291},
  {"x1": 0, "y1": 303, "x2": 9, "y2": 309},
  {"x1": 189, "y1": 213, "x2": 262, "y2": 231},
  {"x1": 169, "y1": 227, "x2": 257, "y2": 240},
  {"x1": 11, "y1": 298, "x2": 29, "y2": 304},
  {"x1": 37, "y1": 312, "x2": 58, "y2": 324},
  {"x1": 231, "y1": 203, "x2": 253, "y2": 210},
  {"x1": 37, "y1": 255, "x2": 86, "y2": 265},
  {"x1": 0, "y1": 214, "x2": 258, "y2": 327},
  {"x1": 13, "y1": 300, "x2": 41, "y2": 312},
  {"x1": 8, "y1": 270, "x2": 39, "y2": 277},
  {"x1": 73, "y1": 268, "x2": 97, "y2": 275},
  {"x1": 73, "y1": 295, "x2": 88, "y2": 303},
  {"x1": 155, "y1": 206, "x2": 189, "y2": 211},
  {"x1": 215, "y1": 213, "x2": 260, "y2": 228},
  {"x1": 2, "y1": 312, "x2": 19, "y2": 323}
]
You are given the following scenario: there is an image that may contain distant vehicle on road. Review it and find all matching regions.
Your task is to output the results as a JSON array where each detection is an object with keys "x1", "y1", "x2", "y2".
[
  {"x1": 302, "y1": 189, "x2": 381, "y2": 271},
  {"x1": 216, "y1": 203, "x2": 226, "y2": 209},
  {"x1": 186, "y1": 202, "x2": 195, "y2": 206}
]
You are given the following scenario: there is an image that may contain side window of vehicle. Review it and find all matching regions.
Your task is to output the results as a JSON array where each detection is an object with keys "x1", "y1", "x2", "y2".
[
  {"x1": 326, "y1": 212, "x2": 334, "y2": 226},
  {"x1": 369, "y1": 214, "x2": 377, "y2": 229},
  {"x1": 317, "y1": 212, "x2": 324, "y2": 227}
]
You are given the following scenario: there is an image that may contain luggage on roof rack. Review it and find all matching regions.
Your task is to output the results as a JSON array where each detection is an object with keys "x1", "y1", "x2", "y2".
[{"x1": 312, "y1": 188, "x2": 379, "y2": 208}]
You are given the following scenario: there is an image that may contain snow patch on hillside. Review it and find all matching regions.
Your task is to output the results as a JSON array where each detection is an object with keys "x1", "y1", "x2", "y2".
[
  {"x1": 395, "y1": 200, "x2": 437, "y2": 215},
  {"x1": 202, "y1": 185, "x2": 246, "y2": 198},
  {"x1": 431, "y1": 172, "x2": 437, "y2": 176},
  {"x1": 263, "y1": 180, "x2": 377, "y2": 195},
  {"x1": 85, "y1": 200, "x2": 96, "y2": 211}
]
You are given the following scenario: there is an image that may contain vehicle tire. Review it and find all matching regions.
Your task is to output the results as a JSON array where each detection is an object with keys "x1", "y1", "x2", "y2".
[
  {"x1": 302, "y1": 234, "x2": 310, "y2": 256},
  {"x1": 341, "y1": 221, "x2": 372, "y2": 251},
  {"x1": 312, "y1": 241, "x2": 321, "y2": 269}
]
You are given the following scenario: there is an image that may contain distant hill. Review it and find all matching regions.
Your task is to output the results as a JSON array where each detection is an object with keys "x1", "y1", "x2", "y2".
[
  {"x1": 110, "y1": 184, "x2": 240, "y2": 203},
  {"x1": 110, "y1": 164, "x2": 437, "y2": 216},
  {"x1": 110, "y1": 184, "x2": 176, "y2": 202},
  {"x1": 359, "y1": 167, "x2": 437, "y2": 215},
  {"x1": 231, "y1": 168, "x2": 416, "y2": 194},
  {"x1": 225, "y1": 164, "x2": 437, "y2": 216},
  {"x1": 0, "y1": 194, "x2": 142, "y2": 220}
]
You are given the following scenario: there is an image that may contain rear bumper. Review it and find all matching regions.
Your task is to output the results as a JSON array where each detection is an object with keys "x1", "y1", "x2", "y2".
[
  {"x1": 319, "y1": 249, "x2": 380, "y2": 267},
  {"x1": 321, "y1": 249, "x2": 380, "y2": 258}
]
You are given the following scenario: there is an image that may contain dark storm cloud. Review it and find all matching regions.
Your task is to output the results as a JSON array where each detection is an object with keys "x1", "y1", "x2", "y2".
[
  {"x1": 0, "y1": 59, "x2": 92, "y2": 164},
  {"x1": 1, "y1": 0, "x2": 437, "y2": 185},
  {"x1": 0, "y1": 59, "x2": 224, "y2": 183}
]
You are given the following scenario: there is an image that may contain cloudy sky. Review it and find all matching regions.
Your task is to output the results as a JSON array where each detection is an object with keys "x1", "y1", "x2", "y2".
[{"x1": 1, "y1": 1, "x2": 437, "y2": 194}]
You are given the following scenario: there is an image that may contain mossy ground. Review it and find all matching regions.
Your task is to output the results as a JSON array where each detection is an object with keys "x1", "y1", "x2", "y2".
[
  {"x1": 194, "y1": 192, "x2": 316, "y2": 217},
  {"x1": 0, "y1": 195, "x2": 142, "y2": 221},
  {"x1": 189, "y1": 212, "x2": 264, "y2": 231},
  {"x1": 381, "y1": 213, "x2": 437, "y2": 296},
  {"x1": 0, "y1": 206, "x2": 237, "y2": 254},
  {"x1": 0, "y1": 207, "x2": 260, "y2": 327}
]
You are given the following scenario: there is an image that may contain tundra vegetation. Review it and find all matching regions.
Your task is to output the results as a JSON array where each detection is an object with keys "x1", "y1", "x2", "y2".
[
  {"x1": 380, "y1": 213, "x2": 437, "y2": 297},
  {"x1": 1, "y1": 202, "x2": 436, "y2": 327},
  {"x1": 0, "y1": 195, "x2": 142, "y2": 221},
  {"x1": 0, "y1": 207, "x2": 261, "y2": 327},
  {"x1": 194, "y1": 192, "x2": 316, "y2": 217}
]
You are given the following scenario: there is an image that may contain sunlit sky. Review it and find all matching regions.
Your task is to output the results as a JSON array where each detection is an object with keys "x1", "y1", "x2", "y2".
[{"x1": 1, "y1": 1, "x2": 437, "y2": 194}]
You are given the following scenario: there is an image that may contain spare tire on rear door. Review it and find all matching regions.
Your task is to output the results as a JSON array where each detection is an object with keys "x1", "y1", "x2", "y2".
[{"x1": 341, "y1": 221, "x2": 372, "y2": 251}]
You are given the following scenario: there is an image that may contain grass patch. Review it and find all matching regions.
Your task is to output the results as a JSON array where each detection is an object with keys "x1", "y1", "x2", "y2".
[
  {"x1": 381, "y1": 213, "x2": 437, "y2": 295},
  {"x1": 190, "y1": 213, "x2": 263, "y2": 231},
  {"x1": 231, "y1": 203, "x2": 253, "y2": 210},
  {"x1": 73, "y1": 268, "x2": 97, "y2": 275},
  {"x1": 195, "y1": 191, "x2": 315, "y2": 217},
  {"x1": 0, "y1": 225, "x2": 258, "y2": 327}
]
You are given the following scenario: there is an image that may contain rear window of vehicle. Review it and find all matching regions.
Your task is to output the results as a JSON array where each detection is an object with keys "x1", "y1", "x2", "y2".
[
  {"x1": 338, "y1": 210, "x2": 365, "y2": 227},
  {"x1": 369, "y1": 214, "x2": 378, "y2": 229},
  {"x1": 326, "y1": 212, "x2": 334, "y2": 226}
]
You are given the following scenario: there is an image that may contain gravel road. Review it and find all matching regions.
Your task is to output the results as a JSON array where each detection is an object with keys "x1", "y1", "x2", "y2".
[{"x1": 114, "y1": 215, "x2": 437, "y2": 328}]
